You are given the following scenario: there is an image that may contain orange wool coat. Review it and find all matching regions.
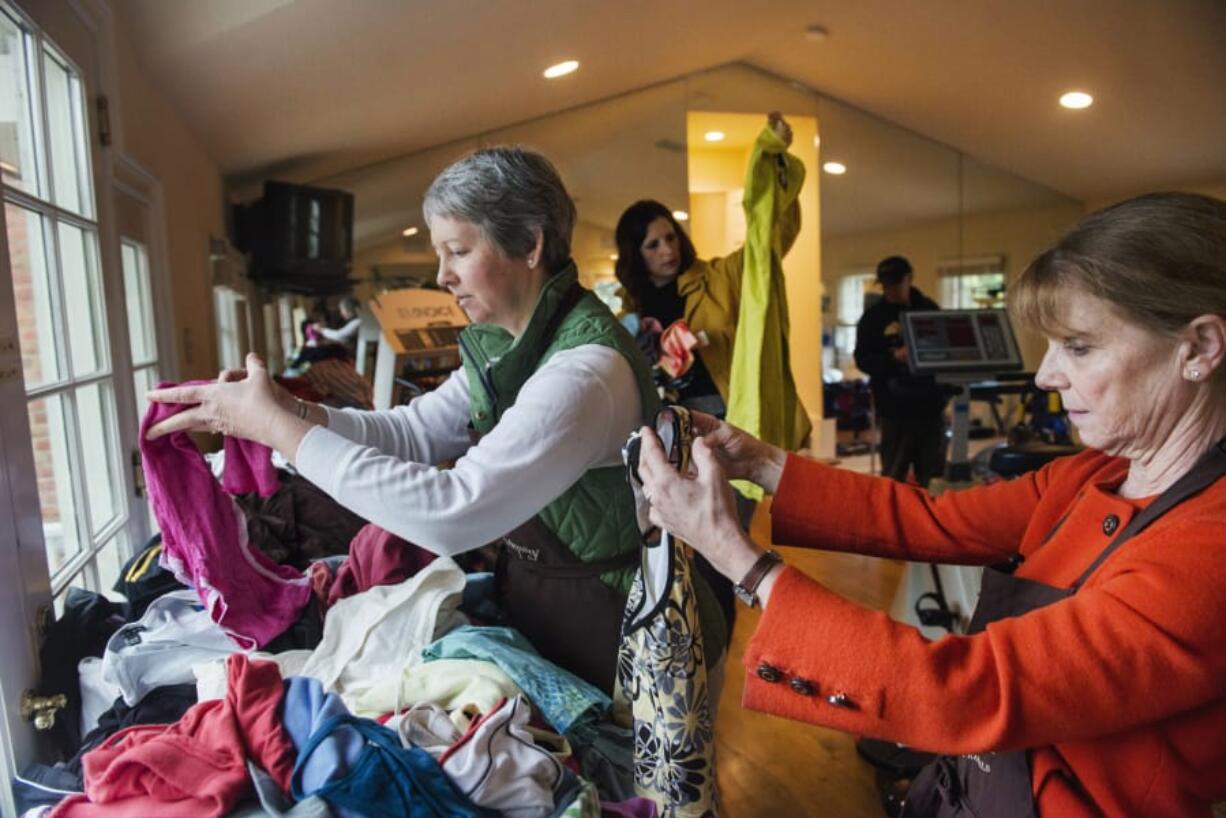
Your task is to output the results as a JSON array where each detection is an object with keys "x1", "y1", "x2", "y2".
[{"x1": 744, "y1": 449, "x2": 1226, "y2": 817}]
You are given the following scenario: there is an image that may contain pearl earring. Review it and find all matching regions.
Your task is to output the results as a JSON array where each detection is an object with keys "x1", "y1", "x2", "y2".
[
  {"x1": 1188, "y1": 368, "x2": 1201, "y2": 380},
  {"x1": 527, "y1": 257, "x2": 536, "y2": 268}
]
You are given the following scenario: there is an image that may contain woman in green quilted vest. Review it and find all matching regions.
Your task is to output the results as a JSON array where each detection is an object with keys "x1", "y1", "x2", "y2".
[{"x1": 146, "y1": 146, "x2": 727, "y2": 693}]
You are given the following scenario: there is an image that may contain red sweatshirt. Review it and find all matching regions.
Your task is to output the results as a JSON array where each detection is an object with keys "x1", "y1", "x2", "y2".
[
  {"x1": 51, "y1": 654, "x2": 296, "y2": 818},
  {"x1": 743, "y1": 449, "x2": 1226, "y2": 817}
]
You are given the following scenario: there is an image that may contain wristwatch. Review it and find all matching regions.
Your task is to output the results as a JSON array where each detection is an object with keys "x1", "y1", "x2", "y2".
[{"x1": 733, "y1": 549, "x2": 783, "y2": 607}]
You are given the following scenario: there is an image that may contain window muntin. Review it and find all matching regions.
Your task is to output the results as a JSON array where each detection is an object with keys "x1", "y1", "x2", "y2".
[{"x1": 2, "y1": 4, "x2": 130, "y2": 598}]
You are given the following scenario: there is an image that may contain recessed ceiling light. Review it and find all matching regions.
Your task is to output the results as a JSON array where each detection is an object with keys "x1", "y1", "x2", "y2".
[
  {"x1": 543, "y1": 60, "x2": 579, "y2": 79},
  {"x1": 813, "y1": 135, "x2": 821, "y2": 148},
  {"x1": 672, "y1": 210, "x2": 689, "y2": 221},
  {"x1": 1059, "y1": 91, "x2": 1093, "y2": 109},
  {"x1": 402, "y1": 226, "x2": 419, "y2": 237},
  {"x1": 822, "y1": 161, "x2": 846, "y2": 175},
  {"x1": 609, "y1": 253, "x2": 619, "y2": 261},
  {"x1": 704, "y1": 130, "x2": 726, "y2": 143},
  {"x1": 804, "y1": 24, "x2": 829, "y2": 42}
]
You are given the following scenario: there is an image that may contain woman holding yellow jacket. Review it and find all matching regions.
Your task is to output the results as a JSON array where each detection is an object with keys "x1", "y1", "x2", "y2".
[
  {"x1": 615, "y1": 112, "x2": 807, "y2": 630},
  {"x1": 614, "y1": 112, "x2": 804, "y2": 424}
]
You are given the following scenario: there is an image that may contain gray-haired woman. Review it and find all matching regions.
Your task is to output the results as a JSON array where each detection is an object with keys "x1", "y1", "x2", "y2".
[{"x1": 146, "y1": 146, "x2": 728, "y2": 691}]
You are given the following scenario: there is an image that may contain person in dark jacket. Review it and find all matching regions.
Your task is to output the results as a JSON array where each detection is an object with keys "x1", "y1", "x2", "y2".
[{"x1": 854, "y1": 255, "x2": 948, "y2": 485}]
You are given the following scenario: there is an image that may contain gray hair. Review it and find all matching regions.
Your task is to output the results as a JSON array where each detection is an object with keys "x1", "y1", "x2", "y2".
[{"x1": 423, "y1": 146, "x2": 576, "y2": 274}]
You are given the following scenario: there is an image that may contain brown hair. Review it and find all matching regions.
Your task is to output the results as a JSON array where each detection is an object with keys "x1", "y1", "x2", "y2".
[{"x1": 1010, "y1": 192, "x2": 1226, "y2": 338}]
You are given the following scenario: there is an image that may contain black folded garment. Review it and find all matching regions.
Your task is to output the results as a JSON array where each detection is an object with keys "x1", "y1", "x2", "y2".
[
  {"x1": 66, "y1": 683, "x2": 199, "y2": 776},
  {"x1": 113, "y1": 533, "x2": 186, "y2": 620},
  {"x1": 13, "y1": 761, "x2": 82, "y2": 813},
  {"x1": 236, "y1": 473, "x2": 367, "y2": 569},
  {"x1": 37, "y1": 588, "x2": 127, "y2": 757}
]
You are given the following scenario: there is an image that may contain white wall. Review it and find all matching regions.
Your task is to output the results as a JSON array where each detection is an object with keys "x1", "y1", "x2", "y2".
[
  {"x1": 823, "y1": 202, "x2": 1085, "y2": 370},
  {"x1": 113, "y1": 20, "x2": 227, "y2": 379}
]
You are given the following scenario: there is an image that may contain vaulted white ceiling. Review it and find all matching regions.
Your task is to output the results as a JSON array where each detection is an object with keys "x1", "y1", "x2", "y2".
[{"x1": 116, "y1": 0, "x2": 1226, "y2": 206}]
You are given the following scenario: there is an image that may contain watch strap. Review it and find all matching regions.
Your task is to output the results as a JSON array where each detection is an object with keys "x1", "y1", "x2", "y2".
[{"x1": 734, "y1": 549, "x2": 782, "y2": 607}]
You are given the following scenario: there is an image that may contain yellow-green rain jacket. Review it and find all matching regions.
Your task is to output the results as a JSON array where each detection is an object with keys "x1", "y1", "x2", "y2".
[
  {"x1": 725, "y1": 125, "x2": 811, "y2": 470},
  {"x1": 620, "y1": 127, "x2": 804, "y2": 421}
]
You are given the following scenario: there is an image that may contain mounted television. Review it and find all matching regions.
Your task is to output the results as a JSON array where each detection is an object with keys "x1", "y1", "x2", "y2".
[{"x1": 236, "y1": 181, "x2": 355, "y2": 294}]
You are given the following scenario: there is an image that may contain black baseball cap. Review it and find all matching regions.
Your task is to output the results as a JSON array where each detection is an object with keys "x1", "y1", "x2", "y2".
[{"x1": 876, "y1": 256, "x2": 913, "y2": 285}]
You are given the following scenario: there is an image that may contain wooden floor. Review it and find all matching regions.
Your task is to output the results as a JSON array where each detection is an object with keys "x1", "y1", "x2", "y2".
[{"x1": 714, "y1": 497, "x2": 903, "y2": 818}]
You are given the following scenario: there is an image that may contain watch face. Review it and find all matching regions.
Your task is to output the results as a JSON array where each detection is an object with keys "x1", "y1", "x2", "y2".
[{"x1": 733, "y1": 585, "x2": 756, "y2": 607}]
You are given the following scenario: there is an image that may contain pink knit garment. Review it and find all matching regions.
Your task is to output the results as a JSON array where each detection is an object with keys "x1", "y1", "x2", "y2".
[
  {"x1": 220, "y1": 434, "x2": 280, "y2": 497},
  {"x1": 139, "y1": 383, "x2": 309, "y2": 649}
]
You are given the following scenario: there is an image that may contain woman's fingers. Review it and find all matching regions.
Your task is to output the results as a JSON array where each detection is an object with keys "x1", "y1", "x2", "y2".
[
  {"x1": 245, "y1": 352, "x2": 268, "y2": 376},
  {"x1": 145, "y1": 407, "x2": 208, "y2": 440},
  {"x1": 635, "y1": 427, "x2": 670, "y2": 487},
  {"x1": 146, "y1": 384, "x2": 207, "y2": 405},
  {"x1": 689, "y1": 411, "x2": 723, "y2": 437},
  {"x1": 690, "y1": 437, "x2": 724, "y2": 482},
  {"x1": 767, "y1": 111, "x2": 793, "y2": 146},
  {"x1": 647, "y1": 503, "x2": 667, "y2": 530},
  {"x1": 638, "y1": 428, "x2": 690, "y2": 512},
  {"x1": 217, "y1": 369, "x2": 246, "y2": 384}
]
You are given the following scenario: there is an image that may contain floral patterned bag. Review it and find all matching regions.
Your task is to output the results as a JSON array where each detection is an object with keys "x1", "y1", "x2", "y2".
[{"x1": 617, "y1": 406, "x2": 717, "y2": 817}]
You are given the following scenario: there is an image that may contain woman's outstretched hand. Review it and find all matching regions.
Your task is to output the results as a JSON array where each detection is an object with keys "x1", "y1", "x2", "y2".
[
  {"x1": 637, "y1": 427, "x2": 761, "y2": 583},
  {"x1": 145, "y1": 353, "x2": 308, "y2": 457},
  {"x1": 768, "y1": 111, "x2": 793, "y2": 148},
  {"x1": 688, "y1": 411, "x2": 788, "y2": 494}
]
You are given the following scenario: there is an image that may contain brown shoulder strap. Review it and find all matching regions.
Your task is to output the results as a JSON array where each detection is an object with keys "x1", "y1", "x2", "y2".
[
  {"x1": 533, "y1": 278, "x2": 586, "y2": 365},
  {"x1": 1072, "y1": 439, "x2": 1226, "y2": 589}
]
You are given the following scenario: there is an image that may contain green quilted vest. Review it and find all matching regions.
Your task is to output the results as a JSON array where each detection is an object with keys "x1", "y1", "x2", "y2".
[{"x1": 458, "y1": 263, "x2": 661, "y2": 593}]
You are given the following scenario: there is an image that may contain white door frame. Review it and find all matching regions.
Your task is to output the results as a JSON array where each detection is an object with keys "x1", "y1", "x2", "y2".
[
  {"x1": 110, "y1": 154, "x2": 173, "y2": 548},
  {"x1": 0, "y1": 1, "x2": 164, "y2": 807},
  {"x1": 0, "y1": 198, "x2": 53, "y2": 818}
]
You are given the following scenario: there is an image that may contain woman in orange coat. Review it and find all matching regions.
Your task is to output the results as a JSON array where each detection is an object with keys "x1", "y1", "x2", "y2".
[{"x1": 636, "y1": 192, "x2": 1226, "y2": 817}]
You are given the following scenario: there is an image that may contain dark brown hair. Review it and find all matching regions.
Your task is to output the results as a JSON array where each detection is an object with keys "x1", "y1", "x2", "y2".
[{"x1": 614, "y1": 200, "x2": 697, "y2": 307}]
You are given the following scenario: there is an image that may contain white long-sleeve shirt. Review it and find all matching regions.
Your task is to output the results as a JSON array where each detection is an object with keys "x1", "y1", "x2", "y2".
[
  {"x1": 318, "y1": 317, "x2": 362, "y2": 343},
  {"x1": 294, "y1": 345, "x2": 642, "y2": 555}
]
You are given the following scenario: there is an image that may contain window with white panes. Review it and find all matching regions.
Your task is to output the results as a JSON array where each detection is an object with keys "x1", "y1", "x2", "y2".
[
  {"x1": 121, "y1": 239, "x2": 158, "y2": 402},
  {"x1": 834, "y1": 271, "x2": 874, "y2": 368},
  {"x1": 940, "y1": 272, "x2": 1006, "y2": 310},
  {"x1": 277, "y1": 296, "x2": 296, "y2": 366},
  {"x1": 1, "y1": 7, "x2": 128, "y2": 606},
  {"x1": 938, "y1": 256, "x2": 1007, "y2": 310},
  {"x1": 213, "y1": 285, "x2": 251, "y2": 371},
  {"x1": 120, "y1": 238, "x2": 161, "y2": 537}
]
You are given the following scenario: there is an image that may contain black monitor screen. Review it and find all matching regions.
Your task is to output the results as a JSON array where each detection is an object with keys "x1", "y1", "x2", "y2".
[{"x1": 239, "y1": 181, "x2": 354, "y2": 285}]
